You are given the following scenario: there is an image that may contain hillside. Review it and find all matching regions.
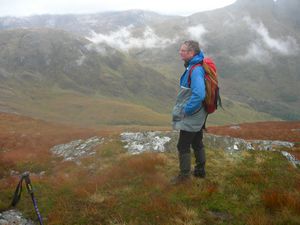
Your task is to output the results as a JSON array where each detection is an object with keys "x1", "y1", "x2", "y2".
[
  {"x1": 0, "y1": 28, "x2": 178, "y2": 126},
  {"x1": 0, "y1": 113, "x2": 299, "y2": 224},
  {"x1": 0, "y1": 28, "x2": 176, "y2": 104}
]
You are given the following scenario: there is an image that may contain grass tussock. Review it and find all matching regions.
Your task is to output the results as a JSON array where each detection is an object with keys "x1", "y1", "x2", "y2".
[
  {"x1": 245, "y1": 209, "x2": 271, "y2": 225},
  {"x1": 261, "y1": 189, "x2": 300, "y2": 213}
]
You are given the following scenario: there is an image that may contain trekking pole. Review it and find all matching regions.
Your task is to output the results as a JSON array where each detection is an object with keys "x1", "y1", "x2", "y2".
[{"x1": 11, "y1": 171, "x2": 44, "y2": 225}]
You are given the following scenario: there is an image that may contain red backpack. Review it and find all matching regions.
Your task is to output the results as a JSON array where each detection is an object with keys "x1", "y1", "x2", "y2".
[{"x1": 188, "y1": 58, "x2": 222, "y2": 114}]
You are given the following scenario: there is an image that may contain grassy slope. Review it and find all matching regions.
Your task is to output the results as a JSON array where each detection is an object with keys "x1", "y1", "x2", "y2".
[
  {"x1": 3, "y1": 88, "x2": 170, "y2": 128},
  {"x1": 0, "y1": 113, "x2": 299, "y2": 225},
  {"x1": 206, "y1": 97, "x2": 279, "y2": 126},
  {"x1": 0, "y1": 83, "x2": 279, "y2": 128}
]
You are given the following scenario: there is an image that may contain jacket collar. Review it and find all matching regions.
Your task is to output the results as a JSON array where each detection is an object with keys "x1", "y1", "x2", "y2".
[{"x1": 185, "y1": 51, "x2": 205, "y2": 69}]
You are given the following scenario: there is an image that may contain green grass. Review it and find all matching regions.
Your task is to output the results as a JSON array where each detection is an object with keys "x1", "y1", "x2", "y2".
[{"x1": 5, "y1": 88, "x2": 171, "y2": 128}]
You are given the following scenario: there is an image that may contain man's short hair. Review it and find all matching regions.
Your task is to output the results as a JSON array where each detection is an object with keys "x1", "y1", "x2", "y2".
[{"x1": 183, "y1": 40, "x2": 200, "y2": 55}]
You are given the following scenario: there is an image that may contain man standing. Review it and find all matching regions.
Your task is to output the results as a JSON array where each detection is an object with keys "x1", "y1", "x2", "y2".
[{"x1": 172, "y1": 40, "x2": 207, "y2": 184}]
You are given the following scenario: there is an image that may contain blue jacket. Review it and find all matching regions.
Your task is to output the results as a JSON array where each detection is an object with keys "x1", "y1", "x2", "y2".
[{"x1": 180, "y1": 51, "x2": 206, "y2": 115}]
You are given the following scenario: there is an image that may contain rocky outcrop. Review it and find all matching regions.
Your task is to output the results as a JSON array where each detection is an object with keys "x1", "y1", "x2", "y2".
[
  {"x1": 281, "y1": 151, "x2": 300, "y2": 168},
  {"x1": 204, "y1": 133, "x2": 299, "y2": 167},
  {"x1": 50, "y1": 136, "x2": 104, "y2": 162},
  {"x1": 120, "y1": 131, "x2": 299, "y2": 167},
  {"x1": 48, "y1": 132, "x2": 298, "y2": 166},
  {"x1": 0, "y1": 210, "x2": 34, "y2": 225},
  {"x1": 204, "y1": 133, "x2": 294, "y2": 151},
  {"x1": 120, "y1": 132, "x2": 171, "y2": 154}
]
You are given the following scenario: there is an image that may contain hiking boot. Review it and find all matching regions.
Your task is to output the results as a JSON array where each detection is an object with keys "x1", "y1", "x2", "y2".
[
  {"x1": 193, "y1": 168, "x2": 206, "y2": 178},
  {"x1": 170, "y1": 174, "x2": 190, "y2": 185}
]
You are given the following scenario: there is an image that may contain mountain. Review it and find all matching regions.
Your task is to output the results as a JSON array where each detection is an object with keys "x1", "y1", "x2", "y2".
[
  {"x1": 234, "y1": 0, "x2": 300, "y2": 30},
  {"x1": 0, "y1": 28, "x2": 176, "y2": 100},
  {"x1": 0, "y1": 0, "x2": 299, "y2": 126},
  {"x1": 0, "y1": 10, "x2": 180, "y2": 36},
  {"x1": 0, "y1": 28, "x2": 178, "y2": 126}
]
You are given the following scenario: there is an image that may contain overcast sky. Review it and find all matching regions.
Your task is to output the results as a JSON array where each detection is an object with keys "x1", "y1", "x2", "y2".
[{"x1": 0, "y1": 0, "x2": 237, "y2": 17}]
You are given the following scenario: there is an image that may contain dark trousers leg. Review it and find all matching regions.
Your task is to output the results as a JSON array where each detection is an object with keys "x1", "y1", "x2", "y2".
[
  {"x1": 192, "y1": 129, "x2": 206, "y2": 173},
  {"x1": 177, "y1": 130, "x2": 197, "y2": 154},
  {"x1": 176, "y1": 130, "x2": 195, "y2": 176}
]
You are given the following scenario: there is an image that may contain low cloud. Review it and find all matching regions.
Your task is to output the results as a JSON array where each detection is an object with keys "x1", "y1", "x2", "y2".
[
  {"x1": 235, "y1": 17, "x2": 299, "y2": 64},
  {"x1": 245, "y1": 17, "x2": 299, "y2": 56},
  {"x1": 187, "y1": 24, "x2": 207, "y2": 44},
  {"x1": 85, "y1": 43, "x2": 109, "y2": 55},
  {"x1": 76, "y1": 55, "x2": 86, "y2": 66},
  {"x1": 237, "y1": 42, "x2": 272, "y2": 64},
  {"x1": 86, "y1": 25, "x2": 178, "y2": 51}
]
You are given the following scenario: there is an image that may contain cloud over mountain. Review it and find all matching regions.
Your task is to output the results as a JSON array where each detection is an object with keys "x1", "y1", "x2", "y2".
[
  {"x1": 187, "y1": 24, "x2": 207, "y2": 44},
  {"x1": 86, "y1": 25, "x2": 178, "y2": 51},
  {"x1": 236, "y1": 17, "x2": 299, "y2": 63},
  {"x1": 246, "y1": 17, "x2": 299, "y2": 55},
  {"x1": 238, "y1": 42, "x2": 272, "y2": 64}
]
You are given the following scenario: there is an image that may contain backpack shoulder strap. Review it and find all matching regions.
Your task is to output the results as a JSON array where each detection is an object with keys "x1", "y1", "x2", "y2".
[{"x1": 187, "y1": 62, "x2": 202, "y2": 88}]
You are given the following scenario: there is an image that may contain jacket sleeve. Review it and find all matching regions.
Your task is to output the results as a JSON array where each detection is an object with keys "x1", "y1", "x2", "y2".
[{"x1": 183, "y1": 66, "x2": 206, "y2": 116}]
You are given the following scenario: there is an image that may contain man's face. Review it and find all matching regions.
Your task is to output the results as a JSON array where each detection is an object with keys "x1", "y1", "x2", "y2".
[{"x1": 179, "y1": 44, "x2": 195, "y2": 62}]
